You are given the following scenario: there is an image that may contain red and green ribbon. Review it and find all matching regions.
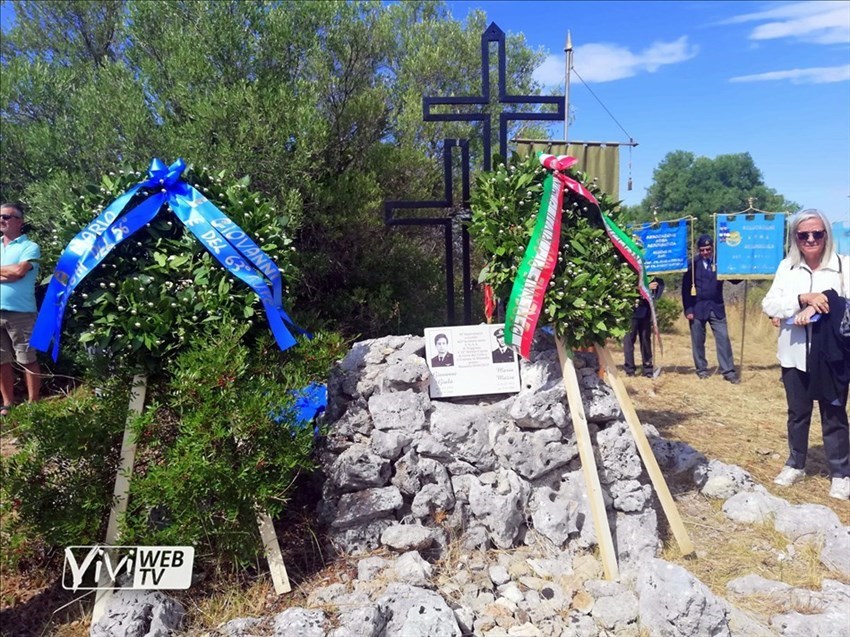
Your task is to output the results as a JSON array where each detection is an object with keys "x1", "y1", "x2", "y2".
[
  {"x1": 504, "y1": 155, "x2": 573, "y2": 358},
  {"x1": 599, "y1": 211, "x2": 661, "y2": 354},
  {"x1": 505, "y1": 154, "x2": 660, "y2": 359}
]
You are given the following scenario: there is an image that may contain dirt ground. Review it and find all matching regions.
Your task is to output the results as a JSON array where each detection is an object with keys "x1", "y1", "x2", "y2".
[{"x1": 1, "y1": 307, "x2": 848, "y2": 635}]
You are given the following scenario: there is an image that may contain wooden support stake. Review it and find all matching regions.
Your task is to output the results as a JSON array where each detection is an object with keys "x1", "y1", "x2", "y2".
[
  {"x1": 595, "y1": 344, "x2": 695, "y2": 556},
  {"x1": 555, "y1": 337, "x2": 619, "y2": 581},
  {"x1": 257, "y1": 511, "x2": 292, "y2": 594},
  {"x1": 739, "y1": 281, "x2": 748, "y2": 379},
  {"x1": 232, "y1": 434, "x2": 292, "y2": 595},
  {"x1": 92, "y1": 374, "x2": 148, "y2": 623}
]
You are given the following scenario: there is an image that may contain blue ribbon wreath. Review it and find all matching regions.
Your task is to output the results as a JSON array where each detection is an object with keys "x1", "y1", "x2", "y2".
[{"x1": 30, "y1": 158, "x2": 308, "y2": 360}]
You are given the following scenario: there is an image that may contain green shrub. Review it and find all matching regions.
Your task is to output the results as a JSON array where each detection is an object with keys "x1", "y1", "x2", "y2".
[
  {"x1": 119, "y1": 324, "x2": 347, "y2": 566},
  {"x1": 654, "y1": 296, "x2": 681, "y2": 333},
  {"x1": 0, "y1": 380, "x2": 131, "y2": 548},
  {"x1": 1, "y1": 327, "x2": 346, "y2": 566},
  {"x1": 469, "y1": 152, "x2": 638, "y2": 349}
]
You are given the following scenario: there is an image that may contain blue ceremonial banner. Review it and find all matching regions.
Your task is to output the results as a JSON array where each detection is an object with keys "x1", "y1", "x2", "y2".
[
  {"x1": 631, "y1": 220, "x2": 689, "y2": 273},
  {"x1": 31, "y1": 158, "x2": 308, "y2": 360},
  {"x1": 834, "y1": 219, "x2": 850, "y2": 256},
  {"x1": 715, "y1": 212, "x2": 785, "y2": 279}
]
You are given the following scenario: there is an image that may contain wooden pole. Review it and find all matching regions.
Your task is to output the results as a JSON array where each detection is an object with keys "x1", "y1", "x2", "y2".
[
  {"x1": 564, "y1": 31, "x2": 573, "y2": 142},
  {"x1": 555, "y1": 337, "x2": 619, "y2": 581},
  {"x1": 739, "y1": 281, "x2": 748, "y2": 378},
  {"x1": 233, "y1": 432, "x2": 292, "y2": 594},
  {"x1": 92, "y1": 374, "x2": 148, "y2": 623},
  {"x1": 257, "y1": 511, "x2": 292, "y2": 594},
  {"x1": 595, "y1": 344, "x2": 695, "y2": 556}
]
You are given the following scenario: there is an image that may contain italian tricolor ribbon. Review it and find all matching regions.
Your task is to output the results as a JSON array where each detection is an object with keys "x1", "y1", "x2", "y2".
[
  {"x1": 504, "y1": 155, "x2": 574, "y2": 358},
  {"x1": 504, "y1": 154, "x2": 660, "y2": 359}
]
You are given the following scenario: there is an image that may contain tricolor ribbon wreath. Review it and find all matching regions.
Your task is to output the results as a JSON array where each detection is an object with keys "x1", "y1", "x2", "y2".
[
  {"x1": 30, "y1": 158, "x2": 308, "y2": 361},
  {"x1": 504, "y1": 154, "x2": 659, "y2": 359}
]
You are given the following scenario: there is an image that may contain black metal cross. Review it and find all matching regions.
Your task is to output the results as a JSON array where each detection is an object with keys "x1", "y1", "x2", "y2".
[
  {"x1": 424, "y1": 22, "x2": 565, "y2": 172},
  {"x1": 384, "y1": 139, "x2": 470, "y2": 325},
  {"x1": 385, "y1": 22, "x2": 565, "y2": 324}
]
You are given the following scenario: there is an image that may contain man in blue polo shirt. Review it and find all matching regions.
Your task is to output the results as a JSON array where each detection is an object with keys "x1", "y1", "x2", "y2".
[{"x1": 1, "y1": 203, "x2": 41, "y2": 414}]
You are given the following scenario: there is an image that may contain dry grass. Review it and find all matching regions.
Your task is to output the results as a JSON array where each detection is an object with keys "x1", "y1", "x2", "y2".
[
  {"x1": 621, "y1": 303, "x2": 849, "y2": 613},
  {"x1": 620, "y1": 304, "x2": 848, "y2": 524}
]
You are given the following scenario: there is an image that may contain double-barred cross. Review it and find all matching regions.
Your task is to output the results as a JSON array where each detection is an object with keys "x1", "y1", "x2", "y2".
[{"x1": 385, "y1": 22, "x2": 565, "y2": 324}]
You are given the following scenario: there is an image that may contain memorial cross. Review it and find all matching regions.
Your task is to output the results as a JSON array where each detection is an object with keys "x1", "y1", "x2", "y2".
[
  {"x1": 424, "y1": 22, "x2": 565, "y2": 171},
  {"x1": 384, "y1": 139, "x2": 470, "y2": 324},
  {"x1": 385, "y1": 22, "x2": 565, "y2": 323}
]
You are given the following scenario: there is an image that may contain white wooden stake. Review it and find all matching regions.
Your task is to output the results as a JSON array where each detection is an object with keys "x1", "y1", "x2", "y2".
[
  {"x1": 257, "y1": 511, "x2": 292, "y2": 594},
  {"x1": 92, "y1": 374, "x2": 148, "y2": 623},
  {"x1": 555, "y1": 337, "x2": 619, "y2": 581},
  {"x1": 595, "y1": 344, "x2": 695, "y2": 556}
]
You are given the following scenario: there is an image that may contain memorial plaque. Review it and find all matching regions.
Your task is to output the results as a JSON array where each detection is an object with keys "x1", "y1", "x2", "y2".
[{"x1": 425, "y1": 324, "x2": 521, "y2": 398}]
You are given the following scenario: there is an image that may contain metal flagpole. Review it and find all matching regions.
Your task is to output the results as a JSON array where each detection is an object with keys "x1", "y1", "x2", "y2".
[{"x1": 564, "y1": 31, "x2": 573, "y2": 142}]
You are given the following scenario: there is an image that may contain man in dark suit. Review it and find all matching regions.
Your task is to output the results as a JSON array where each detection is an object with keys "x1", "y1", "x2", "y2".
[
  {"x1": 491, "y1": 327, "x2": 515, "y2": 363},
  {"x1": 681, "y1": 234, "x2": 740, "y2": 383},
  {"x1": 623, "y1": 277, "x2": 664, "y2": 377},
  {"x1": 431, "y1": 333, "x2": 454, "y2": 367}
]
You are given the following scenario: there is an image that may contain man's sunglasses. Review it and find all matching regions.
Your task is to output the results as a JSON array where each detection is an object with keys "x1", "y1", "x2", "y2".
[
  {"x1": 0, "y1": 214, "x2": 22, "y2": 220},
  {"x1": 796, "y1": 230, "x2": 825, "y2": 242}
]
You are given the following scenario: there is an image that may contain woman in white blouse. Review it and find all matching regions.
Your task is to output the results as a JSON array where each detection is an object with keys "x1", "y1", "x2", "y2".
[{"x1": 762, "y1": 209, "x2": 849, "y2": 500}]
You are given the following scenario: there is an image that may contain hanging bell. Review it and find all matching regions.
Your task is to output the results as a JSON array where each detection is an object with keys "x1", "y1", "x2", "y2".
[{"x1": 627, "y1": 177, "x2": 633, "y2": 191}]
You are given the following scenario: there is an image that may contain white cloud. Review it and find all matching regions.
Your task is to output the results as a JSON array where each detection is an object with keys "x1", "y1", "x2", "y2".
[
  {"x1": 723, "y1": 1, "x2": 850, "y2": 45},
  {"x1": 729, "y1": 64, "x2": 850, "y2": 84},
  {"x1": 533, "y1": 36, "x2": 698, "y2": 86}
]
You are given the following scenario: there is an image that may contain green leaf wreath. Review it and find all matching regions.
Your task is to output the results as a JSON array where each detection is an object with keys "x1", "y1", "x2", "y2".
[
  {"x1": 469, "y1": 152, "x2": 638, "y2": 350},
  {"x1": 35, "y1": 165, "x2": 299, "y2": 372}
]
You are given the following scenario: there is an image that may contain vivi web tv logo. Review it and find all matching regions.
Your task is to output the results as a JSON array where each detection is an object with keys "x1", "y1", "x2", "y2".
[{"x1": 63, "y1": 545, "x2": 194, "y2": 592}]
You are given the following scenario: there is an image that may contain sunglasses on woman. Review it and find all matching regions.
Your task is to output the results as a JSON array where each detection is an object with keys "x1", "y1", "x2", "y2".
[
  {"x1": 796, "y1": 230, "x2": 825, "y2": 242},
  {"x1": 0, "y1": 214, "x2": 22, "y2": 220}
]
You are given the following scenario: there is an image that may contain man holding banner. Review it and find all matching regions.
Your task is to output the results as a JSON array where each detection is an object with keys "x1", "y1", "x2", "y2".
[
  {"x1": 681, "y1": 234, "x2": 740, "y2": 384},
  {"x1": 624, "y1": 277, "x2": 664, "y2": 377}
]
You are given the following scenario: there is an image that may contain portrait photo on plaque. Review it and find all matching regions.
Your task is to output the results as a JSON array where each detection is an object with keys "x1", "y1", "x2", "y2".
[
  {"x1": 430, "y1": 331, "x2": 455, "y2": 367},
  {"x1": 425, "y1": 324, "x2": 521, "y2": 398},
  {"x1": 490, "y1": 326, "x2": 515, "y2": 364}
]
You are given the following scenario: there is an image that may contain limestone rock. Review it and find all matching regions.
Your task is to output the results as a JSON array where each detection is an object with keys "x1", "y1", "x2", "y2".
[
  {"x1": 328, "y1": 604, "x2": 387, "y2": 637},
  {"x1": 271, "y1": 608, "x2": 327, "y2": 637},
  {"x1": 636, "y1": 558, "x2": 730, "y2": 637},
  {"x1": 468, "y1": 469, "x2": 530, "y2": 548},
  {"x1": 328, "y1": 444, "x2": 390, "y2": 493},
  {"x1": 773, "y1": 503, "x2": 841, "y2": 542},
  {"x1": 380, "y1": 523, "x2": 435, "y2": 552},
  {"x1": 820, "y1": 525, "x2": 850, "y2": 578},
  {"x1": 368, "y1": 389, "x2": 429, "y2": 433},
  {"x1": 694, "y1": 459, "x2": 756, "y2": 498},
  {"x1": 722, "y1": 488, "x2": 788, "y2": 524},
  {"x1": 90, "y1": 590, "x2": 185, "y2": 637},
  {"x1": 376, "y1": 583, "x2": 461, "y2": 637},
  {"x1": 331, "y1": 486, "x2": 403, "y2": 528}
]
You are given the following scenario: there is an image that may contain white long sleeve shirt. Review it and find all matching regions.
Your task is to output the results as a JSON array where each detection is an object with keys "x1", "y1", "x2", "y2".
[{"x1": 761, "y1": 253, "x2": 849, "y2": 372}]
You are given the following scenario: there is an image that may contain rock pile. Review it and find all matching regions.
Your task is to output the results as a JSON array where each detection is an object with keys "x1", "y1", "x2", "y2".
[
  {"x1": 90, "y1": 333, "x2": 850, "y2": 637},
  {"x1": 318, "y1": 332, "x2": 660, "y2": 565}
]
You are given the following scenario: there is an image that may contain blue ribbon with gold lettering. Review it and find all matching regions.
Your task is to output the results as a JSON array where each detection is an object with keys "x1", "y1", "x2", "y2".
[{"x1": 31, "y1": 158, "x2": 306, "y2": 360}]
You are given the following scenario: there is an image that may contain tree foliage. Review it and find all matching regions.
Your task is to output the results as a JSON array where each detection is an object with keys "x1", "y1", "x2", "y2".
[
  {"x1": 0, "y1": 0, "x2": 548, "y2": 337},
  {"x1": 624, "y1": 150, "x2": 798, "y2": 236}
]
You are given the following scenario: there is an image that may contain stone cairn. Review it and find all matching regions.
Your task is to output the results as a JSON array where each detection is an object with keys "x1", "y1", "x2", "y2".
[
  {"x1": 92, "y1": 332, "x2": 850, "y2": 637},
  {"x1": 318, "y1": 331, "x2": 660, "y2": 563}
]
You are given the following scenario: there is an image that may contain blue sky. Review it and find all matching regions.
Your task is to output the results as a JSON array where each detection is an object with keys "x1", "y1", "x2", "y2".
[
  {"x1": 447, "y1": 0, "x2": 850, "y2": 222},
  {"x1": 2, "y1": 1, "x2": 848, "y2": 221}
]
